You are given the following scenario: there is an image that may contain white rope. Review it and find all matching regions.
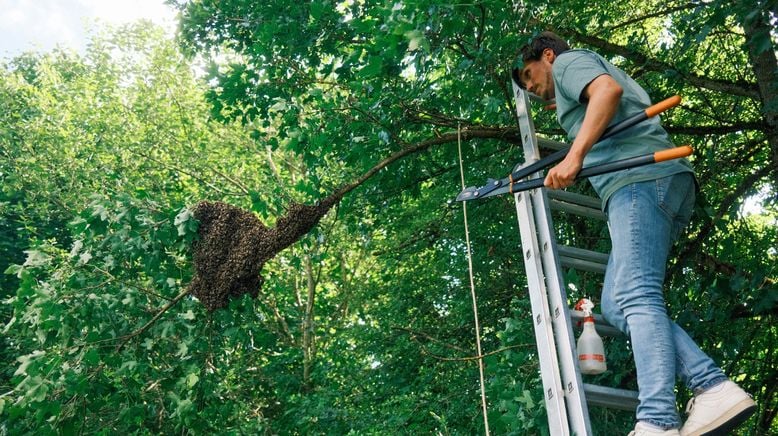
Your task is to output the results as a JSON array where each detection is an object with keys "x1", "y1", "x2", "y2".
[{"x1": 457, "y1": 124, "x2": 491, "y2": 436}]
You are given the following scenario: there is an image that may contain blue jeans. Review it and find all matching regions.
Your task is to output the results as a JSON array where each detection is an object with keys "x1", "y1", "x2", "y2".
[{"x1": 601, "y1": 173, "x2": 727, "y2": 429}]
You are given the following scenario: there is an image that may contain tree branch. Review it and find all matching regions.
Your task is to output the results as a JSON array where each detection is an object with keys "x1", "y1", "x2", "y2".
[
  {"x1": 671, "y1": 162, "x2": 776, "y2": 277},
  {"x1": 538, "y1": 23, "x2": 761, "y2": 99},
  {"x1": 741, "y1": 5, "x2": 778, "y2": 186},
  {"x1": 603, "y1": 3, "x2": 699, "y2": 32},
  {"x1": 420, "y1": 344, "x2": 533, "y2": 362},
  {"x1": 665, "y1": 122, "x2": 766, "y2": 136},
  {"x1": 329, "y1": 127, "x2": 521, "y2": 201},
  {"x1": 115, "y1": 288, "x2": 192, "y2": 352}
]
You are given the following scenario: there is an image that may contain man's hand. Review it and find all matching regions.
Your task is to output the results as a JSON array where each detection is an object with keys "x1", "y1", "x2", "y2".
[{"x1": 544, "y1": 153, "x2": 583, "y2": 189}]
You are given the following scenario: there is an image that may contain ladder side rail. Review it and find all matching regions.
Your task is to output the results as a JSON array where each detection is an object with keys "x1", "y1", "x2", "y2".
[
  {"x1": 514, "y1": 190, "x2": 570, "y2": 436},
  {"x1": 511, "y1": 84, "x2": 571, "y2": 436},
  {"x1": 534, "y1": 190, "x2": 593, "y2": 434},
  {"x1": 513, "y1": 86, "x2": 592, "y2": 436}
]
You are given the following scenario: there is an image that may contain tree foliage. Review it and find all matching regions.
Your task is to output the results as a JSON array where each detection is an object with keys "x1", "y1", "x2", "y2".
[{"x1": 1, "y1": 2, "x2": 776, "y2": 434}]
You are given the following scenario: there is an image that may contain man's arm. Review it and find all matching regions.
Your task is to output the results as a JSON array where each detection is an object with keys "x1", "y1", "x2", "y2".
[{"x1": 544, "y1": 74, "x2": 623, "y2": 190}]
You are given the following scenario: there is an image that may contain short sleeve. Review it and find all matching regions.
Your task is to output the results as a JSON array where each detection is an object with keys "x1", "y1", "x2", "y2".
[{"x1": 553, "y1": 51, "x2": 609, "y2": 103}]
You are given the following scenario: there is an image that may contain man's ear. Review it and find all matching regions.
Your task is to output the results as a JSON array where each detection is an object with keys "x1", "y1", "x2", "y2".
[{"x1": 542, "y1": 47, "x2": 556, "y2": 63}]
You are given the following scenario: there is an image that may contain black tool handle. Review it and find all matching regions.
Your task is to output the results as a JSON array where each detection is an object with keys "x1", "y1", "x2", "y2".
[
  {"x1": 505, "y1": 146, "x2": 693, "y2": 194},
  {"x1": 508, "y1": 95, "x2": 682, "y2": 182}
]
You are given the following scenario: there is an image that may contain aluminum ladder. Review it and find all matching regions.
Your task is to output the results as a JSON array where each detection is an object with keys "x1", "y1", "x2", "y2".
[{"x1": 510, "y1": 84, "x2": 640, "y2": 435}]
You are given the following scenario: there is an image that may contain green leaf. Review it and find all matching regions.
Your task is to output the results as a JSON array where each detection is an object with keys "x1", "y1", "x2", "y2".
[
  {"x1": 29, "y1": 380, "x2": 49, "y2": 403},
  {"x1": 360, "y1": 56, "x2": 383, "y2": 78},
  {"x1": 82, "y1": 348, "x2": 100, "y2": 367},
  {"x1": 119, "y1": 360, "x2": 138, "y2": 374},
  {"x1": 14, "y1": 350, "x2": 45, "y2": 376},
  {"x1": 174, "y1": 207, "x2": 194, "y2": 236},
  {"x1": 22, "y1": 250, "x2": 49, "y2": 268},
  {"x1": 176, "y1": 341, "x2": 189, "y2": 358},
  {"x1": 4, "y1": 263, "x2": 23, "y2": 276},
  {"x1": 404, "y1": 30, "x2": 429, "y2": 52},
  {"x1": 186, "y1": 373, "x2": 199, "y2": 388}
]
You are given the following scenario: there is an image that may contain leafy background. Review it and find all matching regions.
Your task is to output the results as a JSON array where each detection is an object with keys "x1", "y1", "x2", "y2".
[{"x1": 1, "y1": 1, "x2": 775, "y2": 434}]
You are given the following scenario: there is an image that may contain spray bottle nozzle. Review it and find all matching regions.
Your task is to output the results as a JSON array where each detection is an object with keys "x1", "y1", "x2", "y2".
[{"x1": 574, "y1": 298, "x2": 595, "y2": 317}]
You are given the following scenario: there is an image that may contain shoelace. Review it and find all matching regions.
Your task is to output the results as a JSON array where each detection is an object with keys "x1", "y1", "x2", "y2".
[{"x1": 685, "y1": 397, "x2": 696, "y2": 415}]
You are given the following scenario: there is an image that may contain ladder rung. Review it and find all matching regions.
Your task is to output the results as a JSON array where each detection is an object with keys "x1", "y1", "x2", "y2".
[
  {"x1": 538, "y1": 137, "x2": 569, "y2": 151},
  {"x1": 570, "y1": 311, "x2": 623, "y2": 337},
  {"x1": 557, "y1": 246, "x2": 609, "y2": 264},
  {"x1": 560, "y1": 256, "x2": 607, "y2": 274},
  {"x1": 558, "y1": 244, "x2": 608, "y2": 274},
  {"x1": 547, "y1": 190, "x2": 602, "y2": 210},
  {"x1": 549, "y1": 199, "x2": 606, "y2": 221},
  {"x1": 582, "y1": 383, "x2": 639, "y2": 411}
]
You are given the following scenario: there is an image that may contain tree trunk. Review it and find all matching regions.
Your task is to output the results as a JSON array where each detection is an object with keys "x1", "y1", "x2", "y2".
[
  {"x1": 302, "y1": 254, "x2": 316, "y2": 390},
  {"x1": 741, "y1": 4, "x2": 778, "y2": 190}
]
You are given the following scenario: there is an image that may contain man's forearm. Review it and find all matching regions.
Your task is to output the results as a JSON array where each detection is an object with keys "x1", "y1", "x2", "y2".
[
  {"x1": 569, "y1": 75, "x2": 623, "y2": 161},
  {"x1": 544, "y1": 74, "x2": 623, "y2": 190}
]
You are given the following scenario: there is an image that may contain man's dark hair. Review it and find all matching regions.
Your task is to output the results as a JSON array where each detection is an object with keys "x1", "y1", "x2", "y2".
[{"x1": 520, "y1": 31, "x2": 570, "y2": 63}]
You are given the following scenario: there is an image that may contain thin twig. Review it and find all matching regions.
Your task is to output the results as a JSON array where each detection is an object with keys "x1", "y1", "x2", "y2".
[
  {"x1": 603, "y1": 3, "x2": 698, "y2": 33},
  {"x1": 114, "y1": 288, "x2": 192, "y2": 352},
  {"x1": 421, "y1": 344, "x2": 533, "y2": 362},
  {"x1": 392, "y1": 326, "x2": 467, "y2": 353}
]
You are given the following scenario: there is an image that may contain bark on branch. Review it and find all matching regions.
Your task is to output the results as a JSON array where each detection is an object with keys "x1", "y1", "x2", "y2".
[
  {"x1": 329, "y1": 127, "x2": 521, "y2": 201},
  {"x1": 741, "y1": 5, "x2": 778, "y2": 186}
]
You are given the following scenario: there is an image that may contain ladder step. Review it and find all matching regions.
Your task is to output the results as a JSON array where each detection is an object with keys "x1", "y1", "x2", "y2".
[
  {"x1": 547, "y1": 190, "x2": 605, "y2": 220},
  {"x1": 547, "y1": 189, "x2": 606, "y2": 221},
  {"x1": 560, "y1": 256, "x2": 607, "y2": 274},
  {"x1": 570, "y1": 310, "x2": 623, "y2": 337},
  {"x1": 547, "y1": 190, "x2": 602, "y2": 209},
  {"x1": 538, "y1": 137, "x2": 569, "y2": 151},
  {"x1": 583, "y1": 383, "x2": 639, "y2": 411},
  {"x1": 558, "y1": 245, "x2": 609, "y2": 274},
  {"x1": 549, "y1": 199, "x2": 607, "y2": 221},
  {"x1": 558, "y1": 245, "x2": 609, "y2": 264}
]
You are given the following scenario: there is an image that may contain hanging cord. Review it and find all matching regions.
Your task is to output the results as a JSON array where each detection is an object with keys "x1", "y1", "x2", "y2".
[{"x1": 457, "y1": 124, "x2": 491, "y2": 436}]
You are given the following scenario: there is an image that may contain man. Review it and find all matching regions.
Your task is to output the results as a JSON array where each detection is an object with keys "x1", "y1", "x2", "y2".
[{"x1": 517, "y1": 31, "x2": 756, "y2": 436}]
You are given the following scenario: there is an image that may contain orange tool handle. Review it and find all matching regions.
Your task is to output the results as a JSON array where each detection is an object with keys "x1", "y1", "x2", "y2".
[
  {"x1": 601, "y1": 95, "x2": 681, "y2": 139},
  {"x1": 654, "y1": 145, "x2": 693, "y2": 162},
  {"x1": 645, "y1": 95, "x2": 681, "y2": 118}
]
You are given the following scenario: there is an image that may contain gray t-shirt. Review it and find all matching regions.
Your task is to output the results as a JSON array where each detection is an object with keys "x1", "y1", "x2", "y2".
[{"x1": 552, "y1": 49, "x2": 693, "y2": 207}]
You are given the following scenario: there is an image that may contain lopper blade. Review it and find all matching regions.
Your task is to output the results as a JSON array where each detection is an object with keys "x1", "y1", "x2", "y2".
[{"x1": 456, "y1": 178, "x2": 507, "y2": 201}]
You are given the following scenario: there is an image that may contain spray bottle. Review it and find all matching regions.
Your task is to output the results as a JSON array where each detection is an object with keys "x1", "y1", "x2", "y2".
[{"x1": 575, "y1": 298, "x2": 607, "y2": 375}]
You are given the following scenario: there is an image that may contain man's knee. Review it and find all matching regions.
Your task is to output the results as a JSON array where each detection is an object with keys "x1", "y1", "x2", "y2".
[{"x1": 601, "y1": 294, "x2": 629, "y2": 334}]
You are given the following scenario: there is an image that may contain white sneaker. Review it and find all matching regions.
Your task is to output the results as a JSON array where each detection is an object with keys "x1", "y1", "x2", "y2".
[
  {"x1": 628, "y1": 421, "x2": 681, "y2": 435},
  {"x1": 680, "y1": 380, "x2": 756, "y2": 436}
]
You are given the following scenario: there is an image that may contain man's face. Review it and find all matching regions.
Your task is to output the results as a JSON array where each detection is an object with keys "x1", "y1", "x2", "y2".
[{"x1": 520, "y1": 48, "x2": 555, "y2": 100}]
